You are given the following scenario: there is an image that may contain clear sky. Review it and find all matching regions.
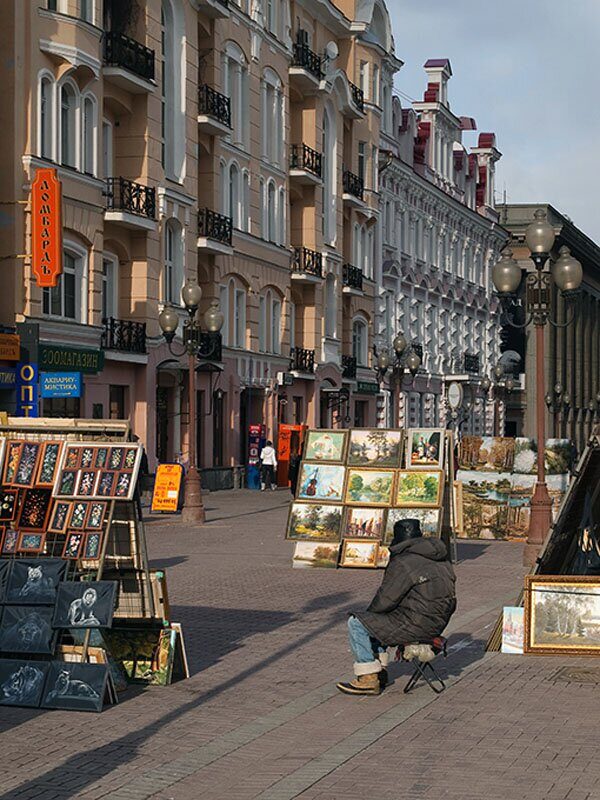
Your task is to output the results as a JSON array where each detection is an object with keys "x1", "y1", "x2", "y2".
[{"x1": 387, "y1": 0, "x2": 600, "y2": 242}]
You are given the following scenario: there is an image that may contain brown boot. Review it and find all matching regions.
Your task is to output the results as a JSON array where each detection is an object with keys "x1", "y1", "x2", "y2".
[{"x1": 336, "y1": 673, "x2": 381, "y2": 696}]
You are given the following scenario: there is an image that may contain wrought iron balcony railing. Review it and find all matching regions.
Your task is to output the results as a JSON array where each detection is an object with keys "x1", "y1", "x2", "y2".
[
  {"x1": 105, "y1": 177, "x2": 156, "y2": 218},
  {"x1": 198, "y1": 208, "x2": 233, "y2": 244},
  {"x1": 349, "y1": 81, "x2": 365, "y2": 113},
  {"x1": 289, "y1": 144, "x2": 322, "y2": 178},
  {"x1": 464, "y1": 352, "x2": 480, "y2": 375},
  {"x1": 103, "y1": 32, "x2": 155, "y2": 82},
  {"x1": 101, "y1": 318, "x2": 147, "y2": 354},
  {"x1": 292, "y1": 247, "x2": 323, "y2": 278},
  {"x1": 342, "y1": 169, "x2": 364, "y2": 201},
  {"x1": 290, "y1": 347, "x2": 315, "y2": 373},
  {"x1": 342, "y1": 264, "x2": 363, "y2": 291},
  {"x1": 291, "y1": 42, "x2": 324, "y2": 80},
  {"x1": 342, "y1": 355, "x2": 357, "y2": 380},
  {"x1": 198, "y1": 84, "x2": 231, "y2": 128}
]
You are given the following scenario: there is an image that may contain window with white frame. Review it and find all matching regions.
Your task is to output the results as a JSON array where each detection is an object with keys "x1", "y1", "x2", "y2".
[
  {"x1": 359, "y1": 61, "x2": 368, "y2": 94},
  {"x1": 262, "y1": 69, "x2": 283, "y2": 166},
  {"x1": 101, "y1": 255, "x2": 118, "y2": 320},
  {"x1": 39, "y1": 74, "x2": 54, "y2": 160},
  {"x1": 366, "y1": 228, "x2": 374, "y2": 279},
  {"x1": 81, "y1": 95, "x2": 96, "y2": 176},
  {"x1": 219, "y1": 284, "x2": 229, "y2": 346},
  {"x1": 223, "y1": 42, "x2": 249, "y2": 150},
  {"x1": 321, "y1": 105, "x2": 336, "y2": 245},
  {"x1": 358, "y1": 141, "x2": 366, "y2": 183},
  {"x1": 59, "y1": 81, "x2": 78, "y2": 168},
  {"x1": 242, "y1": 170, "x2": 250, "y2": 232},
  {"x1": 228, "y1": 162, "x2": 240, "y2": 227},
  {"x1": 161, "y1": 0, "x2": 185, "y2": 180},
  {"x1": 267, "y1": 181, "x2": 276, "y2": 242},
  {"x1": 164, "y1": 219, "x2": 184, "y2": 305},
  {"x1": 325, "y1": 273, "x2": 336, "y2": 339},
  {"x1": 372, "y1": 64, "x2": 379, "y2": 105},
  {"x1": 219, "y1": 160, "x2": 227, "y2": 216},
  {"x1": 102, "y1": 119, "x2": 113, "y2": 178},
  {"x1": 220, "y1": 279, "x2": 246, "y2": 349},
  {"x1": 258, "y1": 178, "x2": 265, "y2": 237},
  {"x1": 352, "y1": 318, "x2": 368, "y2": 366},
  {"x1": 371, "y1": 145, "x2": 377, "y2": 191},
  {"x1": 80, "y1": 0, "x2": 93, "y2": 22},
  {"x1": 42, "y1": 246, "x2": 85, "y2": 321},
  {"x1": 259, "y1": 289, "x2": 282, "y2": 354},
  {"x1": 234, "y1": 286, "x2": 246, "y2": 348},
  {"x1": 278, "y1": 187, "x2": 285, "y2": 245}
]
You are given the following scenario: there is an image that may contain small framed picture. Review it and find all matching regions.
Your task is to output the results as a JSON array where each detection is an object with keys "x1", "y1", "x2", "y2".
[
  {"x1": 1, "y1": 529, "x2": 18, "y2": 554},
  {"x1": 340, "y1": 539, "x2": 379, "y2": 569},
  {"x1": 17, "y1": 531, "x2": 45, "y2": 553},
  {"x1": 56, "y1": 469, "x2": 78, "y2": 497},
  {"x1": 48, "y1": 501, "x2": 71, "y2": 534},
  {"x1": 297, "y1": 463, "x2": 345, "y2": 502},
  {"x1": 286, "y1": 503, "x2": 343, "y2": 542},
  {"x1": 62, "y1": 532, "x2": 84, "y2": 559},
  {"x1": 97, "y1": 471, "x2": 116, "y2": 497},
  {"x1": 85, "y1": 502, "x2": 107, "y2": 530},
  {"x1": 94, "y1": 447, "x2": 109, "y2": 470},
  {"x1": 376, "y1": 546, "x2": 390, "y2": 568},
  {"x1": 3, "y1": 441, "x2": 22, "y2": 485},
  {"x1": 13, "y1": 442, "x2": 41, "y2": 488},
  {"x1": 0, "y1": 489, "x2": 18, "y2": 522},
  {"x1": 395, "y1": 470, "x2": 444, "y2": 508},
  {"x1": 344, "y1": 469, "x2": 395, "y2": 507},
  {"x1": 303, "y1": 430, "x2": 348, "y2": 463},
  {"x1": 342, "y1": 507, "x2": 386, "y2": 539},
  {"x1": 347, "y1": 429, "x2": 403, "y2": 468},
  {"x1": 17, "y1": 488, "x2": 53, "y2": 532},
  {"x1": 123, "y1": 447, "x2": 138, "y2": 470},
  {"x1": 406, "y1": 429, "x2": 445, "y2": 470},
  {"x1": 114, "y1": 472, "x2": 132, "y2": 498},
  {"x1": 36, "y1": 441, "x2": 63, "y2": 487},
  {"x1": 64, "y1": 446, "x2": 81, "y2": 470},
  {"x1": 108, "y1": 447, "x2": 124, "y2": 470},
  {"x1": 83, "y1": 531, "x2": 103, "y2": 561},
  {"x1": 68, "y1": 502, "x2": 88, "y2": 530},
  {"x1": 76, "y1": 470, "x2": 97, "y2": 497},
  {"x1": 80, "y1": 447, "x2": 95, "y2": 469}
]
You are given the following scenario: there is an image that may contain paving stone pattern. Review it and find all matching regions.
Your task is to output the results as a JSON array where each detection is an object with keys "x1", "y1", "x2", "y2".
[{"x1": 0, "y1": 490, "x2": 596, "y2": 799}]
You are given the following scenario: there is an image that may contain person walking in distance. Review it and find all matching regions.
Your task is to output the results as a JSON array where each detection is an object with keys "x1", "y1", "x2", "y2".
[{"x1": 260, "y1": 440, "x2": 278, "y2": 491}]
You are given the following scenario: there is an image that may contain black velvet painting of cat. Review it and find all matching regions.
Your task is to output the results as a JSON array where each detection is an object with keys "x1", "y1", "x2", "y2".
[
  {"x1": 0, "y1": 606, "x2": 55, "y2": 654},
  {"x1": 0, "y1": 659, "x2": 50, "y2": 708},
  {"x1": 42, "y1": 662, "x2": 108, "y2": 712},
  {"x1": 6, "y1": 559, "x2": 66, "y2": 604}
]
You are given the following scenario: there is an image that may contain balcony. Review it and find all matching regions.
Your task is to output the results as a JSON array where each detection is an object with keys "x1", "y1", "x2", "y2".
[
  {"x1": 349, "y1": 81, "x2": 365, "y2": 114},
  {"x1": 291, "y1": 247, "x2": 323, "y2": 283},
  {"x1": 290, "y1": 42, "x2": 323, "y2": 93},
  {"x1": 195, "y1": 0, "x2": 229, "y2": 18},
  {"x1": 342, "y1": 264, "x2": 363, "y2": 295},
  {"x1": 290, "y1": 347, "x2": 315, "y2": 374},
  {"x1": 101, "y1": 318, "x2": 147, "y2": 355},
  {"x1": 342, "y1": 169, "x2": 365, "y2": 207},
  {"x1": 342, "y1": 355, "x2": 357, "y2": 380},
  {"x1": 198, "y1": 84, "x2": 231, "y2": 136},
  {"x1": 104, "y1": 177, "x2": 157, "y2": 231},
  {"x1": 463, "y1": 352, "x2": 480, "y2": 375},
  {"x1": 197, "y1": 208, "x2": 233, "y2": 255},
  {"x1": 103, "y1": 32, "x2": 155, "y2": 93},
  {"x1": 289, "y1": 144, "x2": 322, "y2": 185}
]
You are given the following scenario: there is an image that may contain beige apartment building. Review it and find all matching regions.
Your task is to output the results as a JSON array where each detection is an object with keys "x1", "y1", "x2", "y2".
[{"x1": 0, "y1": 0, "x2": 398, "y2": 476}]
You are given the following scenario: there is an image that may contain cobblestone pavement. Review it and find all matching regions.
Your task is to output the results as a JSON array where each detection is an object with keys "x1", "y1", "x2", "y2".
[{"x1": 0, "y1": 490, "x2": 598, "y2": 800}]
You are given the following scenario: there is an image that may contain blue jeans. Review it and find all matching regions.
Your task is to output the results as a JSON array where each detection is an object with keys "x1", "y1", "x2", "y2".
[{"x1": 347, "y1": 616, "x2": 386, "y2": 672}]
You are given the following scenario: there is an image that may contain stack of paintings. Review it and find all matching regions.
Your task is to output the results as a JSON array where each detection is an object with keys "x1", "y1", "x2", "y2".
[{"x1": 287, "y1": 428, "x2": 448, "y2": 569}]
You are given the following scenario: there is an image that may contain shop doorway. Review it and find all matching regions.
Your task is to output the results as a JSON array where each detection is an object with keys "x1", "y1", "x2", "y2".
[{"x1": 156, "y1": 387, "x2": 168, "y2": 463}]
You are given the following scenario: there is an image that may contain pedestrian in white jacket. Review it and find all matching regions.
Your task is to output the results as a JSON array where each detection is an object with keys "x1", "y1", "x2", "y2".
[{"x1": 260, "y1": 440, "x2": 277, "y2": 491}]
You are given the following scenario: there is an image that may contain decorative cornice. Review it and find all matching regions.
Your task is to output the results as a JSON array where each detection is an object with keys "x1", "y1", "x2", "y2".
[{"x1": 39, "y1": 39, "x2": 101, "y2": 78}]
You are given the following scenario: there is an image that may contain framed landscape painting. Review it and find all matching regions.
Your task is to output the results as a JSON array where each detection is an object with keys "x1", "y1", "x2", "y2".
[
  {"x1": 524, "y1": 575, "x2": 600, "y2": 655},
  {"x1": 340, "y1": 539, "x2": 379, "y2": 569},
  {"x1": 286, "y1": 503, "x2": 343, "y2": 542},
  {"x1": 344, "y1": 469, "x2": 394, "y2": 507},
  {"x1": 406, "y1": 429, "x2": 444, "y2": 470},
  {"x1": 342, "y1": 507, "x2": 386, "y2": 539},
  {"x1": 395, "y1": 470, "x2": 443, "y2": 508},
  {"x1": 384, "y1": 508, "x2": 442, "y2": 542},
  {"x1": 347, "y1": 429, "x2": 403, "y2": 468},
  {"x1": 297, "y1": 464, "x2": 345, "y2": 502},
  {"x1": 303, "y1": 430, "x2": 347, "y2": 463},
  {"x1": 292, "y1": 541, "x2": 339, "y2": 569}
]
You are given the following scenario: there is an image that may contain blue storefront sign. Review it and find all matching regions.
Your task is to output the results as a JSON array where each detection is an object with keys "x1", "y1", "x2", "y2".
[
  {"x1": 40, "y1": 371, "x2": 82, "y2": 398},
  {"x1": 0, "y1": 367, "x2": 16, "y2": 389},
  {"x1": 16, "y1": 363, "x2": 39, "y2": 417}
]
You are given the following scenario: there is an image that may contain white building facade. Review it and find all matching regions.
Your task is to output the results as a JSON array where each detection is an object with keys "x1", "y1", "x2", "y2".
[{"x1": 376, "y1": 59, "x2": 509, "y2": 434}]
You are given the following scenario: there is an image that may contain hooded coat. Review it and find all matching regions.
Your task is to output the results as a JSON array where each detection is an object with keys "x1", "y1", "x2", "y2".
[{"x1": 355, "y1": 538, "x2": 456, "y2": 646}]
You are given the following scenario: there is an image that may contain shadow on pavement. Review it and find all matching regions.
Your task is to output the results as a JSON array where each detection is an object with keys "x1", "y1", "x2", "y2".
[
  {"x1": 455, "y1": 541, "x2": 491, "y2": 562},
  {"x1": 148, "y1": 555, "x2": 188, "y2": 570}
]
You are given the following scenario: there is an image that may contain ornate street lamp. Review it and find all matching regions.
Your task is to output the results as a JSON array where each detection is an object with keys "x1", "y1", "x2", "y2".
[
  {"x1": 374, "y1": 332, "x2": 422, "y2": 384},
  {"x1": 491, "y1": 210, "x2": 583, "y2": 565},
  {"x1": 158, "y1": 280, "x2": 224, "y2": 524}
]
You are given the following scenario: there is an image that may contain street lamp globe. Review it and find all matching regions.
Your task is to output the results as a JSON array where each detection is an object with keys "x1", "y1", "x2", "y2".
[
  {"x1": 554, "y1": 382, "x2": 563, "y2": 396},
  {"x1": 563, "y1": 392, "x2": 571, "y2": 407},
  {"x1": 552, "y1": 246, "x2": 583, "y2": 294},
  {"x1": 545, "y1": 392, "x2": 553, "y2": 408},
  {"x1": 158, "y1": 305, "x2": 179, "y2": 341},
  {"x1": 377, "y1": 350, "x2": 391, "y2": 370},
  {"x1": 492, "y1": 249, "x2": 522, "y2": 295},
  {"x1": 181, "y1": 280, "x2": 203, "y2": 311},
  {"x1": 392, "y1": 332, "x2": 407, "y2": 356},
  {"x1": 525, "y1": 208, "x2": 556, "y2": 255},
  {"x1": 493, "y1": 364, "x2": 504, "y2": 381},
  {"x1": 203, "y1": 300, "x2": 224, "y2": 333},
  {"x1": 406, "y1": 351, "x2": 421, "y2": 376},
  {"x1": 589, "y1": 400, "x2": 596, "y2": 413},
  {"x1": 481, "y1": 376, "x2": 491, "y2": 392},
  {"x1": 505, "y1": 378, "x2": 515, "y2": 392}
]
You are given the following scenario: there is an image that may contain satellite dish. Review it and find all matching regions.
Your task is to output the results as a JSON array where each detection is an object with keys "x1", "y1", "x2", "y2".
[{"x1": 325, "y1": 41, "x2": 338, "y2": 61}]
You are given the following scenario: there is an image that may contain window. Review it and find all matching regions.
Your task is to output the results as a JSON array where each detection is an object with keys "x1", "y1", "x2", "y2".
[
  {"x1": 371, "y1": 145, "x2": 377, "y2": 190},
  {"x1": 229, "y1": 163, "x2": 240, "y2": 227},
  {"x1": 352, "y1": 318, "x2": 368, "y2": 366},
  {"x1": 39, "y1": 75, "x2": 53, "y2": 160},
  {"x1": 267, "y1": 181, "x2": 276, "y2": 242},
  {"x1": 322, "y1": 105, "x2": 336, "y2": 244},
  {"x1": 220, "y1": 279, "x2": 247, "y2": 349},
  {"x1": 262, "y1": 69, "x2": 283, "y2": 166},
  {"x1": 161, "y1": 1, "x2": 185, "y2": 180},
  {"x1": 102, "y1": 119, "x2": 113, "y2": 178},
  {"x1": 258, "y1": 289, "x2": 281, "y2": 353},
  {"x1": 80, "y1": 0, "x2": 92, "y2": 22},
  {"x1": 164, "y1": 219, "x2": 183, "y2": 304},
  {"x1": 242, "y1": 170, "x2": 250, "y2": 232},
  {"x1": 47, "y1": 0, "x2": 58, "y2": 9},
  {"x1": 43, "y1": 249, "x2": 82, "y2": 320},
  {"x1": 278, "y1": 187, "x2": 285, "y2": 245},
  {"x1": 358, "y1": 141, "x2": 366, "y2": 183},
  {"x1": 219, "y1": 284, "x2": 229, "y2": 347},
  {"x1": 258, "y1": 178, "x2": 265, "y2": 237},
  {"x1": 82, "y1": 95, "x2": 96, "y2": 175},
  {"x1": 325, "y1": 274, "x2": 336, "y2": 339},
  {"x1": 234, "y1": 288, "x2": 246, "y2": 348},
  {"x1": 60, "y1": 82, "x2": 77, "y2": 168},
  {"x1": 101, "y1": 256, "x2": 118, "y2": 320},
  {"x1": 109, "y1": 385, "x2": 127, "y2": 419},
  {"x1": 223, "y1": 43, "x2": 249, "y2": 149},
  {"x1": 359, "y1": 61, "x2": 368, "y2": 94},
  {"x1": 372, "y1": 64, "x2": 379, "y2": 104}
]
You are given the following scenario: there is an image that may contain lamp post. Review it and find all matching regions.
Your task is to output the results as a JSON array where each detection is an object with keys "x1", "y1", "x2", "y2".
[
  {"x1": 373, "y1": 333, "x2": 422, "y2": 426},
  {"x1": 158, "y1": 280, "x2": 224, "y2": 524},
  {"x1": 491, "y1": 210, "x2": 583, "y2": 565}
]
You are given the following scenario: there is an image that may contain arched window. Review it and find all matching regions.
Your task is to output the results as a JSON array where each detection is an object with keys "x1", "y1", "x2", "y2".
[
  {"x1": 242, "y1": 170, "x2": 250, "y2": 232},
  {"x1": 164, "y1": 219, "x2": 184, "y2": 304},
  {"x1": 101, "y1": 254, "x2": 118, "y2": 321},
  {"x1": 278, "y1": 186, "x2": 285, "y2": 245},
  {"x1": 161, "y1": 0, "x2": 185, "y2": 180},
  {"x1": 267, "y1": 181, "x2": 276, "y2": 242},
  {"x1": 322, "y1": 104, "x2": 336, "y2": 244},
  {"x1": 223, "y1": 42, "x2": 249, "y2": 149},
  {"x1": 352, "y1": 318, "x2": 368, "y2": 366},
  {"x1": 324, "y1": 274, "x2": 336, "y2": 339},
  {"x1": 219, "y1": 160, "x2": 228, "y2": 216},
  {"x1": 259, "y1": 289, "x2": 281, "y2": 353},
  {"x1": 220, "y1": 278, "x2": 246, "y2": 348},
  {"x1": 262, "y1": 69, "x2": 283, "y2": 166},
  {"x1": 81, "y1": 94, "x2": 96, "y2": 176},
  {"x1": 39, "y1": 74, "x2": 54, "y2": 160},
  {"x1": 59, "y1": 81, "x2": 78, "y2": 168},
  {"x1": 229, "y1": 162, "x2": 240, "y2": 227},
  {"x1": 360, "y1": 225, "x2": 368, "y2": 273},
  {"x1": 42, "y1": 242, "x2": 87, "y2": 322}
]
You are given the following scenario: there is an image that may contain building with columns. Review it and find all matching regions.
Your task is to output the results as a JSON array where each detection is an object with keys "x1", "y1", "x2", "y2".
[
  {"x1": 376, "y1": 59, "x2": 508, "y2": 434},
  {"x1": 0, "y1": 0, "x2": 398, "y2": 477}
]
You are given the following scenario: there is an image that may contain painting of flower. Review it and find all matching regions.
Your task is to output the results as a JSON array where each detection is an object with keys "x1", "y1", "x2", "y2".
[
  {"x1": 395, "y1": 470, "x2": 443, "y2": 507},
  {"x1": 297, "y1": 464, "x2": 345, "y2": 502},
  {"x1": 344, "y1": 469, "x2": 394, "y2": 507},
  {"x1": 286, "y1": 503, "x2": 343, "y2": 542},
  {"x1": 347, "y1": 429, "x2": 403, "y2": 468}
]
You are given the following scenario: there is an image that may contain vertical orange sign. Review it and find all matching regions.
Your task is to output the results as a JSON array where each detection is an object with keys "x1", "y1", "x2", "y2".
[
  {"x1": 151, "y1": 463, "x2": 184, "y2": 513},
  {"x1": 31, "y1": 167, "x2": 62, "y2": 287}
]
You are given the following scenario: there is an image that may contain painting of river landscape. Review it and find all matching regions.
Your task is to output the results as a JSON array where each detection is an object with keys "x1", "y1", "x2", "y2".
[{"x1": 458, "y1": 470, "x2": 513, "y2": 540}]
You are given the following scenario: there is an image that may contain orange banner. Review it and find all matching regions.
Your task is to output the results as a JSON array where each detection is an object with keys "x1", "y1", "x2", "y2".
[
  {"x1": 31, "y1": 167, "x2": 62, "y2": 288},
  {"x1": 151, "y1": 463, "x2": 184, "y2": 513}
]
